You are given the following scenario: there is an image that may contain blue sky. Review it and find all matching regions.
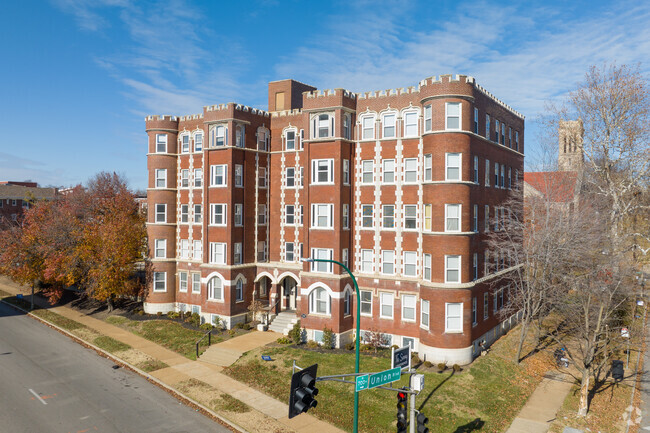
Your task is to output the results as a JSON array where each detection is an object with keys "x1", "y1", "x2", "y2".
[{"x1": 1, "y1": 0, "x2": 648, "y2": 191}]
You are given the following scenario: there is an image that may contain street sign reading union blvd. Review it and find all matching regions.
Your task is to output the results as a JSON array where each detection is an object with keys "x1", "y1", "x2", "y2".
[{"x1": 355, "y1": 367, "x2": 401, "y2": 392}]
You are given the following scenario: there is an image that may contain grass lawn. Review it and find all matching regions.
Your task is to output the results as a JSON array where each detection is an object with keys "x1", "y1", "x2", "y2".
[{"x1": 224, "y1": 332, "x2": 545, "y2": 433}]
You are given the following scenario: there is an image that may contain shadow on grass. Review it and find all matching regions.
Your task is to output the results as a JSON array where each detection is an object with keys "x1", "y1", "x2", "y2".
[
  {"x1": 453, "y1": 418, "x2": 485, "y2": 432},
  {"x1": 417, "y1": 369, "x2": 455, "y2": 411}
]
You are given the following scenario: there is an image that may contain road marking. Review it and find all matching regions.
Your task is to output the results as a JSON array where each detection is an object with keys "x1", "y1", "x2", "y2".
[{"x1": 29, "y1": 389, "x2": 47, "y2": 405}]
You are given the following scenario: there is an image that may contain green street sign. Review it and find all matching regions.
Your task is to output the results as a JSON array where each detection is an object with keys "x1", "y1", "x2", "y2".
[
  {"x1": 355, "y1": 374, "x2": 369, "y2": 392},
  {"x1": 368, "y1": 367, "x2": 401, "y2": 389}
]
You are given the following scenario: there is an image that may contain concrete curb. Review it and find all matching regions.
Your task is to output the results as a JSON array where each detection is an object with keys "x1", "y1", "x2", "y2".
[{"x1": 0, "y1": 298, "x2": 248, "y2": 433}]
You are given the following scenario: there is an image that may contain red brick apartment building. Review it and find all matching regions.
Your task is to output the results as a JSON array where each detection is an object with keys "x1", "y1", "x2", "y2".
[
  {"x1": 145, "y1": 74, "x2": 524, "y2": 364},
  {"x1": 0, "y1": 181, "x2": 57, "y2": 226}
]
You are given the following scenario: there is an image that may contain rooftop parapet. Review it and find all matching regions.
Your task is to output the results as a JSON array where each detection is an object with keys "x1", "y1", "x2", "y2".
[
  {"x1": 304, "y1": 88, "x2": 357, "y2": 100},
  {"x1": 204, "y1": 102, "x2": 269, "y2": 117},
  {"x1": 144, "y1": 115, "x2": 178, "y2": 122},
  {"x1": 357, "y1": 86, "x2": 419, "y2": 99},
  {"x1": 271, "y1": 108, "x2": 303, "y2": 118},
  {"x1": 179, "y1": 113, "x2": 204, "y2": 121}
]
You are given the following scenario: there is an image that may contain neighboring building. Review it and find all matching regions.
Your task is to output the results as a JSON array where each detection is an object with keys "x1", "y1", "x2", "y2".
[
  {"x1": 144, "y1": 74, "x2": 525, "y2": 364},
  {"x1": 0, "y1": 182, "x2": 58, "y2": 226}
]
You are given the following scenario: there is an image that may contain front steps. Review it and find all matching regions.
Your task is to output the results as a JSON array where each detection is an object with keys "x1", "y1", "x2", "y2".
[{"x1": 268, "y1": 310, "x2": 299, "y2": 335}]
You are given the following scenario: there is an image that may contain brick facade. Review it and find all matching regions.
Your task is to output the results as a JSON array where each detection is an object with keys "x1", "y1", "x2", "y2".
[{"x1": 144, "y1": 74, "x2": 524, "y2": 364}]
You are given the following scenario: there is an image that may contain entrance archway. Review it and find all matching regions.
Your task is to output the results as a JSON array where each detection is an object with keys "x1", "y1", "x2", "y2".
[{"x1": 279, "y1": 275, "x2": 299, "y2": 311}]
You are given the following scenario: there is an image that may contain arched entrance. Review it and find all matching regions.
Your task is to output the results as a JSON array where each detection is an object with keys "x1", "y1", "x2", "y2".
[{"x1": 279, "y1": 275, "x2": 299, "y2": 311}]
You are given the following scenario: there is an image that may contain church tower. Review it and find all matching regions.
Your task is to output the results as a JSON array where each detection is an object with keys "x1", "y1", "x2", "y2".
[{"x1": 558, "y1": 119, "x2": 584, "y2": 172}]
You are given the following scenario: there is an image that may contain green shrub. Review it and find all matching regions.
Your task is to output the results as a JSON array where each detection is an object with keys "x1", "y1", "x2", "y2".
[
  {"x1": 322, "y1": 327, "x2": 335, "y2": 349},
  {"x1": 437, "y1": 362, "x2": 447, "y2": 371},
  {"x1": 186, "y1": 312, "x2": 201, "y2": 327},
  {"x1": 199, "y1": 323, "x2": 214, "y2": 331},
  {"x1": 423, "y1": 361, "x2": 433, "y2": 368},
  {"x1": 241, "y1": 323, "x2": 252, "y2": 330},
  {"x1": 156, "y1": 311, "x2": 163, "y2": 317},
  {"x1": 168, "y1": 312, "x2": 180, "y2": 319},
  {"x1": 277, "y1": 337, "x2": 292, "y2": 344},
  {"x1": 288, "y1": 320, "x2": 302, "y2": 345},
  {"x1": 452, "y1": 364, "x2": 462, "y2": 372},
  {"x1": 306, "y1": 340, "x2": 319, "y2": 349},
  {"x1": 345, "y1": 341, "x2": 356, "y2": 351},
  {"x1": 391, "y1": 344, "x2": 399, "y2": 350},
  {"x1": 137, "y1": 310, "x2": 145, "y2": 316},
  {"x1": 228, "y1": 329, "x2": 236, "y2": 337},
  {"x1": 234, "y1": 323, "x2": 245, "y2": 329}
]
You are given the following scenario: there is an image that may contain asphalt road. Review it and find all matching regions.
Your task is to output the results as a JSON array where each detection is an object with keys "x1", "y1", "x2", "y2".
[{"x1": 0, "y1": 302, "x2": 231, "y2": 433}]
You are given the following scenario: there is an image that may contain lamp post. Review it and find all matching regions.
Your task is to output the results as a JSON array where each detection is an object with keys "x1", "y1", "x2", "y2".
[{"x1": 302, "y1": 257, "x2": 361, "y2": 433}]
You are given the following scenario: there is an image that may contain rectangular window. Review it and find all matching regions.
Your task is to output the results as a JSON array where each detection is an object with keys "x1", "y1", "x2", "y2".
[
  {"x1": 155, "y1": 204, "x2": 166, "y2": 223},
  {"x1": 501, "y1": 123, "x2": 506, "y2": 145},
  {"x1": 235, "y1": 126, "x2": 244, "y2": 148},
  {"x1": 404, "y1": 158, "x2": 417, "y2": 183},
  {"x1": 424, "y1": 204, "x2": 432, "y2": 231},
  {"x1": 404, "y1": 205, "x2": 417, "y2": 229},
  {"x1": 194, "y1": 169, "x2": 202, "y2": 188},
  {"x1": 495, "y1": 162, "x2": 499, "y2": 187},
  {"x1": 286, "y1": 167, "x2": 295, "y2": 188},
  {"x1": 300, "y1": 205, "x2": 304, "y2": 225},
  {"x1": 484, "y1": 293, "x2": 489, "y2": 320},
  {"x1": 361, "y1": 160, "x2": 373, "y2": 184},
  {"x1": 485, "y1": 159, "x2": 490, "y2": 186},
  {"x1": 300, "y1": 129, "x2": 304, "y2": 149},
  {"x1": 508, "y1": 127, "x2": 512, "y2": 148},
  {"x1": 424, "y1": 105, "x2": 432, "y2": 132},
  {"x1": 155, "y1": 169, "x2": 166, "y2": 188},
  {"x1": 360, "y1": 290, "x2": 372, "y2": 315},
  {"x1": 381, "y1": 250, "x2": 395, "y2": 275},
  {"x1": 210, "y1": 242, "x2": 226, "y2": 264},
  {"x1": 361, "y1": 249, "x2": 373, "y2": 273},
  {"x1": 383, "y1": 114, "x2": 396, "y2": 138},
  {"x1": 404, "y1": 112, "x2": 418, "y2": 136},
  {"x1": 156, "y1": 134, "x2": 167, "y2": 153},
  {"x1": 181, "y1": 135, "x2": 189, "y2": 153},
  {"x1": 311, "y1": 203, "x2": 333, "y2": 228},
  {"x1": 190, "y1": 274, "x2": 200, "y2": 294},
  {"x1": 179, "y1": 239, "x2": 189, "y2": 259},
  {"x1": 286, "y1": 130, "x2": 295, "y2": 150},
  {"x1": 423, "y1": 254, "x2": 431, "y2": 281},
  {"x1": 259, "y1": 167, "x2": 267, "y2": 188},
  {"x1": 285, "y1": 242, "x2": 294, "y2": 262},
  {"x1": 343, "y1": 204, "x2": 349, "y2": 229},
  {"x1": 179, "y1": 272, "x2": 188, "y2": 293},
  {"x1": 193, "y1": 240, "x2": 202, "y2": 260},
  {"x1": 382, "y1": 205, "x2": 395, "y2": 229},
  {"x1": 285, "y1": 205, "x2": 295, "y2": 225},
  {"x1": 473, "y1": 107, "x2": 479, "y2": 134},
  {"x1": 383, "y1": 159, "x2": 395, "y2": 183},
  {"x1": 445, "y1": 255, "x2": 461, "y2": 283},
  {"x1": 485, "y1": 114, "x2": 490, "y2": 139},
  {"x1": 473, "y1": 156, "x2": 479, "y2": 183},
  {"x1": 446, "y1": 153, "x2": 461, "y2": 181},
  {"x1": 299, "y1": 167, "x2": 304, "y2": 187},
  {"x1": 311, "y1": 159, "x2": 334, "y2": 184},
  {"x1": 515, "y1": 169, "x2": 519, "y2": 190},
  {"x1": 234, "y1": 164, "x2": 243, "y2": 187},
  {"x1": 473, "y1": 253, "x2": 478, "y2": 280},
  {"x1": 485, "y1": 250, "x2": 490, "y2": 275},
  {"x1": 153, "y1": 272, "x2": 166, "y2": 292},
  {"x1": 343, "y1": 114, "x2": 351, "y2": 140},
  {"x1": 258, "y1": 204, "x2": 267, "y2": 225},
  {"x1": 445, "y1": 204, "x2": 461, "y2": 232},
  {"x1": 473, "y1": 204, "x2": 478, "y2": 232},
  {"x1": 257, "y1": 129, "x2": 267, "y2": 150},
  {"x1": 515, "y1": 131, "x2": 519, "y2": 151},
  {"x1": 472, "y1": 297, "x2": 478, "y2": 325},
  {"x1": 213, "y1": 125, "x2": 226, "y2": 147},
  {"x1": 258, "y1": 241, "x2": 267, "y2": 262},
  {"x1": 234, "y1": 204, "x2": 243, "y2": 226},
  {"x1": 234, "y1": 242, "x2": 242, "y2": 265},
  {"x1": 211, "y1": 165, "x2": 227, "y2": 187},
  {"x1": 343, "y1": 159, "x2": 350, "y2": 185},
  {"x1": 445, "y1": 102, "x2": 461, "y2": 130},
  {"x1": 362, "y1": 116, "x2": 375, "y2": 139},
  {"x1": 494, "y1": 206, "x2": 499, "y2": 231},
  {"x1": 421, "y1": 300, "x2": 430, "y2": 329},
  {"x1": 495, "y1": 119, "x2": 500, "y2": 143},
  {"x1": 342, "y1": 248, "x2": 349, "y2": 268},
  {"x1": 210, "y1": 204, "x2": 227, "y2": 226},
  {"x1": 154, "y1": 239, "x2": 166, "y2": 258},
  {"x1": 494, "y1": 290, "x2": 498, "y2": 312},
  {"x1": 508, "y1": 167, "x2": 512, "y2": 189},
  {"x1": 180, "y1": 205, "x2": 189, "y2": 223},
  {"x1": 402, "y1": 294, "x2": 416, "y2": 321},
  {"x1": 500, "y1": 165, "x2": 505, "y2": 189},
  {"x1": 403, "y1": 251, "x2": 417, "y2": 277},
  {"x1": 445, "y1": 302, "x2": 462, "y2": 332},
  {"x1": 194, "y1": 133, "x2": 203, "y2": 152},
  {"x1": 362, "y1": 205, "x2": 373, "y2": 228},
  {"x1": 424, "y1": 154, "x2": 432, "y2": 181},
  {"x1": 310, "y1": 248, "x2": 333, "y2": 273},
  {"x1": 235, "y1": 279, "x2": 244, "y2": 301},
  {"x1": 181, "y1": 169, "x2": 189, "y2": 188},
  {"x1": 380, "y1": 292, "x2": 393, "y2": 319}
]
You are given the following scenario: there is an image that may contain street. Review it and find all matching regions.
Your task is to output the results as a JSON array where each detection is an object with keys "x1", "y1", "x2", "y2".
[{"x1": 0, "y1": 302, "x2": 231, "y2": 432}]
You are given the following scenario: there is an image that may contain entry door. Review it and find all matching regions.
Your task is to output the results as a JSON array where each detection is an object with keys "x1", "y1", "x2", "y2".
[{"x1": 284, "y1": 279, "x2": 297, "y2": 311}]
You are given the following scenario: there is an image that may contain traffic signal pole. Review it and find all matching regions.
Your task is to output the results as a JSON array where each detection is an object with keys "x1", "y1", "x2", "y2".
[{"x1": 410, "y1": 386, "x2": 416, "y2": 433}]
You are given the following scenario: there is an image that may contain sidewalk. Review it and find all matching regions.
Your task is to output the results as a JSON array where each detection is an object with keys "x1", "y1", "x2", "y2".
[{"x1": 0, "y1": 278, "x2": 344, "y2": 433}]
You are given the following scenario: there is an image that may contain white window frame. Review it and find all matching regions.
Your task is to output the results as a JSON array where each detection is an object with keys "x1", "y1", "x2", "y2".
[
  {"x1": 403, "y1": 251, "x2": 417, "y2": 277},
  {"x1": 194, "y1": 168, "x2": 203, "y2": 188},
  {"x1": 234, "y1": 164, "x2": 243, "y2": 188},
  {"x1": 485, "y1": 159, "x2": 490, "y2": 186},
  {"x1": 153, "y1": 272, "x2": 166, "y2": 292},
  {"x1": 343, "y1": 113, "x2": 352, "y2": 140},
  {"x1": 361, "y1": 160, "x2": 374, "y2": 184},
  {"x1": 235, "y1": 125, "x2": 244, "y2": 148},
  {"x1": 382, "y1": 113, "x2": 396, "y2": 138},
  {"x1": 180, "y1": 204, "x2": 189, "y2": 224},
  {"x1": 285, "y1": 205, "x2": 295, "y2": 225},
  {"x1": 311, "y1": 159, "x2": 334, "y2": 184},
  {"x1": 286, "y1": 129, "x2": 296, "y2": 151},
  {"x1": 194, "y1": 204, "x2": 202, "y2": 224},
  {"x1": 473, "y1": 156, "x2": 479, "y2": 183},
  {"x1": 311, "y1": 203, "x2": 334, "y2": 229},
  {"x1": 381, "y1": 250, "x2": 395, "y2": 275},
  {"x1": 154, "y1": 239, "x2": 166, "y2": 258},
  {"x1": 508, "y1": 167, "x2": 512, "y2": 189},
  {"x1": 423, "y1": 204, "x2": 432, "y2": 231},
  {"x1": 402, "y1": 294, "x2": 416, "y2": 322},
  {"x1": 210, "y1": 164, "x2": 228, "y2": 187},
  {"x1": 259, "y1": 167, "x2": 267, "y2": 188},
  {"x1": 210, "y1": 204, "x2": 227, "y2": 226},
  {"x1": 343, "y1": 204, "x2": 349, "y2": 229},
  {"x1": 155, "y1": 169, "x2": 166, "y2": 188},
  {"x1": 485, "y1": 114, "x2": 490, "y2": 139},
  {"x1": 210, "y1": 242, "x2": 226, "y2": 264},
  {"x1": 235, "y1": 279, "x2": 244, "y2": 302},
  {"x1": 445, "y1": 204, "x2": 461, "y2": 232},
  {"x1": 404, "y1": 158, "x2": 418, "y2": 183},
  {"x1": 495, "y1": 162, "x2": 499, "y2": 188},
  {"x1": 194, "y1": 133, "x2": 203, "y2": 152},
  {"x1": 361, "y1": 204, "x2": 374, "y2": 228},
  {"x1": 207, "y1": 276, "x2": 223, "y2": 301},
  {"x1": 192, "y1": 273, "x2": 201, "y2": 293},
  {"x1": 343, "y1": 159, "x2": 350, "y2": 185},
  {"x1": 382, "y1": 205, "x2": 395, "y2": 229},
  {"x1": 155, "y1": 204, "x2": 166, "y2": 223},
  {"x1": 424, "y1": 154, "x2": 432, "y2": 181},
  {"x1": 472, "y1": 297, "x2": 478, "y2": 326},
  {"x1": 484, "y1": 293, "x2": 489, "y2": 320},
  {"x1": 361, "y1": 249, "x2": 373, "y2": 273},
  {"x1": 473, "y1": 253, "x2": 478, "y2": 280},
  {"x1": 424, "y1": 105, "x2": 432, "y2": 132},
  {"x1": 155, "y1": 134, "x2": 167, "y2": 153},
  {"x1": 310, "y1": 248, "x2": 333, "y2": 273},
  {"x1": 258, "y1": 204, "x2": 267, "y2": 225},
  {"x1": 193, "y1": 240, "x2": 202, "y2": 260},
  {"x1": 403, "y1": 111, "x2": 418, "y2": 137},
  {"x1": 445, "y1": 255, "x2": 461, "y2": 283},
  {"x1": 473, "y1": 204, "x2": 478, "y2": 232},
  {"x1": 361, "y1": 115, "x2": 375, "y2": 140},
  {"x1": 285, "y1": 242, "x2": 295, "y2": 262},
  {"x1": 360, "y1": 290, "x2": 372, "y2": 316},
  {"x1": 234, "y1": 242, "x2": 242, "y2": 265},
  {"x1": 420, "y1": 299, "x2": 430, "y2": 329},
  {"x1": 379, "y1": 292, "x2": 394, "y2": 319},
  {"x1": 309, "y1": 287, "x2": 331, "y2": 315},
  {"x1": 445, "y1": 302, "x2": 463, "y2": 333},
  {"x1": 423, "y1": 253, "x2": 431, "y2": 281},
  {"x1": 342, "y1": 248, "x2": 349, "y2": 268},
  {"x1": 473, "y1": 107, "x2": 479, "y2": 134},
  {"x1": 179, "y1": 239, "x2": 189, "y2": 259},
  {"x1": 212, "y1": 125, "x2": 227, "y2": 147},
  {"x1": 495, "y1": 119, "x2": 500, "y2": 143},
  {"x1": 382, "y1": 159, "x2": 395, "y2": 184},
  {"x1": 179, "y1": 271, "x2": 188, "y2": 293},
  {"x1": 404, "y1": 205, "x2": 417, "y2": 230},
  {"x1": 181, "y1": 134, "x2": 190, "y2": 153},
  {"x1": 234, "y1": 204, "x2": 243, "y2": 226},
  {"x1": 181, "y1": 169, "x2": 189, "y2": 188},
  {"x1": 445, "y1": 102, "x2": 461, "y2": 130},
  {"x1": 445, "y1": 153, "x2": 461, "y2": 181}
]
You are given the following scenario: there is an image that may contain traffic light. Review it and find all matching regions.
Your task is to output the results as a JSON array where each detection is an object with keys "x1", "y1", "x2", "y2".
[
  {"x1": 288, "y1": 363, "x2": 319, "y2": 418},
  {"x1": 416, "y1": 412, "x2": 429, "y2": 433},
  {"x1": 396, "y1": 390, "x2": 408, "y2": 433}
]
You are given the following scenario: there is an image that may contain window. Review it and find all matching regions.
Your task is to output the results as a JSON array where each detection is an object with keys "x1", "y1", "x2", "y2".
[
  {"x1": 423, "y1": 204, "x2": 432, "y2": 231},
  {"x1": 180, "y1": 205, "x2": 189, "y2": 223},
  {"x1": 210, "y1": 242, "x2": 226, "y2": 264},
  {"x1": 258, "y1": 204, "x2": 267, "y2": 225},
  {"x1": 424, "y1": 105, "x2": 432, "y2": 132},
  {"x1": 472, "y1": 297, "x2": 478, "y2": 325},
  {"x1": 382, "y1": 159, "x2": 395, "y2": 183},
  {"x1": 382, "y1": 205, "x2": 395, "y2": 229},
  {"x1": 194, "y1": 169, "x2": 202, "y2": 188},
  {"x1": 155, "y1": 204, "x2": 166, "y2": 223},
  {"x1": 445, "y1": 255, "x2": 461, "y2": 283},
  {"x1": 233, "y1": 243, "x2": 242, "y2": 265},
  {"x1": 362, "y1": 205, "x2": 373, "y2": 228},
  {"x1": 343, "y1": 159, "x2": 350, "y2": 184},
  {"x1": 421, "y1": 300, "x2": 430, "y2": 329},
  {"x1": 484, "y1": 250, "x2": 490, "y2": 275},
  {"x1": 234, "y1": 204, "x2": 243, "y2": 226},
  {"x1": 259, "y1": 167, "x2": 267, "y2": 188},
  {"x1": 446, "y1": 153, "x2": 461, "y2": 181},
  {"x1": 380, "y1": 292, "x2": 393, "y2": 318},
  {"x1": 361, "y1": 249, "x2": 373, "y2": 273},
  {"x1": 343, "y1": 114, "x2": 351, "y2": 139},
  {"x1": 210, "y1": 204, "x2": 226, "y2": 226},
  {"x1": 309, "y1": 287, "x2": 330, "y2": 315},
  {"x1": 404, "y1": 111, "x2": 418, "y2": 136},
  {"x1": 445, "y1": 102, "x2": 461, "y2": 130},
  {"x1": 360, "y1": 290, "x2": 372, "y2": 315},
  {"x1": 258, "y1": 241, "x2": 267, "y2": 262},
  {"x1": 190, "y1": 205, "x2": 201, "y2": 224},
  {"x1": 484, "y1": 293, "x2": 489, "y2": 319},
  {"x1": 423, "y1": 254, "x2": 431, "y2": 281},
  {"x1": 310, "y1": 248, "x2": 333, "y2": 273},
  {"x1": 344, "y1": 289, "x2": 351, "y2": 316},
  {"x1": 515, "y1": 169, "x2": 519, "y2": 190},
  {"x1": 495, "y1": 119, "x2": 500, "y2": 143},
  {"x1": 404, "y1": 158, "x2": 417, "y2": 183},
  {"x1": 508, "y1": 167, "x2": 512, "y2": 189},
  {"x1": 515, "y1": 131, "x2": 519, "y2": 151},
  {"x1": 286, "y1": 130, "x2": 296, "y2": 150},
  {"x1": 285, "y1": 205, "x2": 295, "y2": 225},
  {"x1": 485, "y1": 159, "x2": 490, "y2": 186},
  {"x1": 313, "y1": 113, "x2": 333, "y2": 138},
  {"x1": 234, "y1": 165, "x2": 243, "y2": 187},
  {"x1": 500, "y1": 165, "x2": 505, "y2": 189},
  {"x1": 235, "y1": 125, "x2": 245, "y2": 148},
  {"x1": 445, "y1": 303, "x2": 463, "y2": 332},
  {"x1": 211, "y1": 165, "x2": 227, "y2": 187},
  {"x1": 494, "y1": 206, "x2": 499, "y2": 231},
  {"x1": 403, "y1": 251, "x2": 417, "y2": 277},
  {"x1": 494, "y1": 162, "x2": 499, "y2": 187},
  {"x1": 194, "y1": 133, "x2": 203, "y2": 152},
  {"x1": 342, "y1": 248, "x2": 349, "y2": 267},
  {"x1": 424, "y1": 154, "x2": 432, "y2": 181},
  {"x1": 311, "y1": 204, "x2": 333, "y2": 228},
  {"x1": 404, "y1": 205, "x2": 417, "y2": 229},
  {"x1": 300, "y1": 205, "x2": 304, "y2": 225},
  {"x1": 212, "y1": 125, "x2": 227, "y2": 147},
  {"x1": 473, "y1": 205, "x2": 478, "y2": 232},
  {"x1": 181, "y1": 169, "x2": 189, "y2": 188},
  {"x1": 155, "y1": 169, "x2": 166, "y2": 188},
  {"x1": 473, "y1": 156, "x2": 479, "y2": 183},
  {"x1": 494, "y1": 290, "x2": 498, "y2": 312},
  {"x1": 156, "y1": 134, "x2": 167, "y2": 153},
  {"x1": 179, "y1": 239, "x2": 189, "y2": 259},
  {"x1": 299, "y1": 167, "x2": 304, "y2": 186},
  {"x1": 235, "y1": 279, "x2": 244, "y2": 302},
  {"x1": 383, "y1": 113, "x2": 396, "y2": 138},
  {"x1": 259, "y1": 277, "x2": 267, "y2": 297},
  {"x1": 154, "y1": 239, "x2": 166, "y2": 258},
  {"x1": 485, "y1": 114, "x2": 490, "y2": 139},
  {"x1": 153, "y1": 272, "x2": 166, "y2": 292},
  {"x1": 208, "y1": 277, "x2": 222, "y2": 300},
  {"x1": 508, "y1": 127, "x2": 512, "y2": 148},
  {"x1": 381, "y1": 250, "x2": 395, "y2": 275},
  {"x1": 473, "y1": 107, "x2": 479, "y2": 134},
  {"x1": 343, "y1": 204, "x2": 349, "y2": 229},
  {"x1": 362, "y1": 115, "x2": 375, "y2": 139},
  {"x1": 501, "y1": 123, "x2": 506, "y2": 145},
  {"x1": 402, "y1": 294, "x2": 416, "y2": 321},
  {"x1": 361, "y1": 160, "x2": 373, "y2": 184},
  {"x1": 473, "y1": 253, "x2": 478, "y2": 280},
  {"x1": 193, "y1": 240, "x2": 202, "y2": 260},
  {"x1": 258, "y1": 129, "x2": 268, "y2": 151},
  {"x1": 445, "y1": 204, "x2": 461, "y2": 232},
  {"x1": 311, "y1": 159, "x2": 334, "y2": 184},
  {"x1": 181, "y1": 135, "x2": 189, "y2": 153},
  {"x1": 179, "y1": 272, "x2": 188, "y2": 292}
]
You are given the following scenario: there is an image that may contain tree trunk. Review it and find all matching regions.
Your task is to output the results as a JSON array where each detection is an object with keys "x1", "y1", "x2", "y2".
[
  {"x1": 515, "y1": 320, "x2": 529, "y2": 363},
  {"x1": 578, "y1": 369, "x2": 590, "y2": 416},
  {"x1": 107, "y1": 297, "x2": 114, "y2": 313}
]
